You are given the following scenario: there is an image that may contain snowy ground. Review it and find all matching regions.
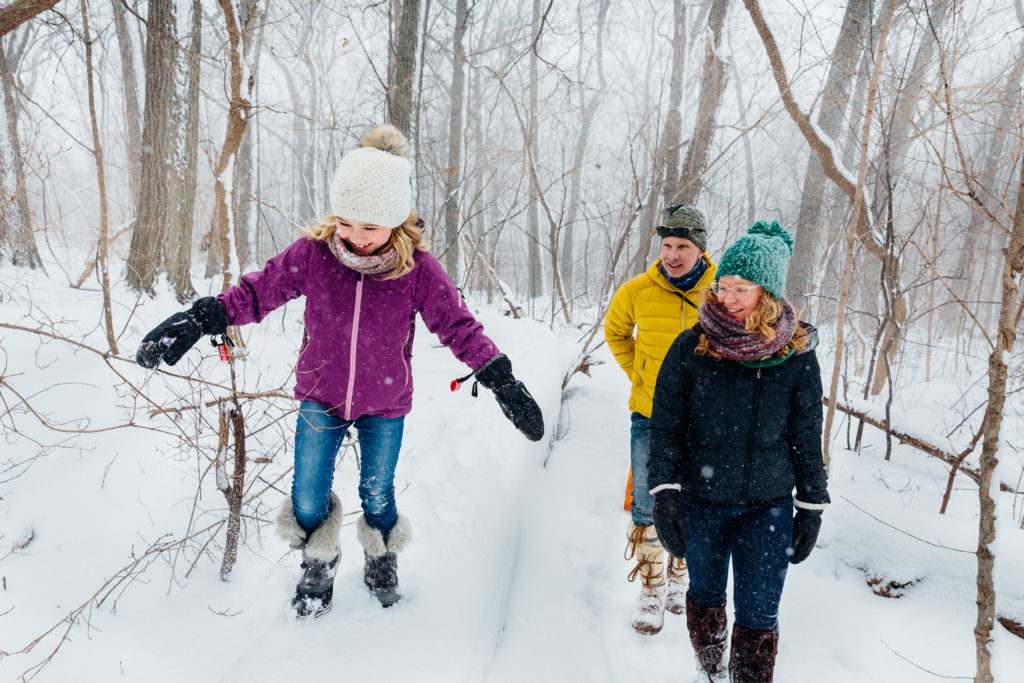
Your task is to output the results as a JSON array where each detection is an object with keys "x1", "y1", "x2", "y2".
[{"x1": 2, "y1": 268, "x2": 1023, "y2": 682}]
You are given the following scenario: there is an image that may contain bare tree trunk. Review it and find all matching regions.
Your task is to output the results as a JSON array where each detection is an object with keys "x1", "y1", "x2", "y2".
[
  {"x1": 168, "y1": 0, "x2": 201, "y2": 304},
  {"x1": 671, "y1": 0, "x2": 730, "y2": 206},
  {"x1": 0, "y1": 31, "x2": 41, "y2": 268},
  {"x1": 659, "y1": 0, "x2": 686, "y2": 204},
  {"x1": 974, "y1": 149, "x2": 1024, "y2": 683},
  {"x1": 559, "y1": 0, "x2": 609, "y2": 304},
  {"x1": 80, "y1": 0, "x2": 117, "y2": 354},
  {"x1": 233, "y1": 0, "x2": 263, "y2": 271},
  {"x1": 789, "y1": 0, "x2": 870, "y2": 315},
  {"x1": 126, "y1": 0, "x2": 177, "y2": 293},
  {"x1": 525, "y1": 0, "x2": 542, "y2": 304},
  {"x1": 387, "y1": 0, "x2": 420, "y2": 136},
  {"x1": 111, "y1": 0, "x2": 142, "y2": 211},
  {"x1": 442, "y1": 0, "x2": 469, "y2": 277}
]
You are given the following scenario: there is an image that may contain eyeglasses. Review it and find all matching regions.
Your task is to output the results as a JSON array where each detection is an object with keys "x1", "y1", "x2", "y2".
[{"x1": 710, "y1": 282, "x2": 760, "y2": 298}]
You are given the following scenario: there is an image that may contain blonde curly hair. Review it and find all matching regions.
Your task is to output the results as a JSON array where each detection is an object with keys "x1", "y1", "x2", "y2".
[{"x1": 695, "y1": 287, "x2": 808, "y2": 360}]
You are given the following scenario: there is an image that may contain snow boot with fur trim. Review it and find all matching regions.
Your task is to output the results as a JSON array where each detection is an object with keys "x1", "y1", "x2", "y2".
[
  {"x1": 276, "y1": 492, "x2": 343, "y2": 619},
  {"x1": 665, "y1": 555, "x2": 688, "y2": 615},
  {"x1": 357, "y1": 514, "x2": 411, "y2": 608},
  {"x1": 728, "y1": 624, "x2": 778, "y2": 683},
  {"x1": 686, "y1": 595, "x2": 728, "y2": 680},
  {"x1": 625, "y1": 522, "x2": 666, "y2": 635}
]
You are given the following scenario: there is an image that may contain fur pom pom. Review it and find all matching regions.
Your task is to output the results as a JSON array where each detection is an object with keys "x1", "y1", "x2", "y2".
[
  {"x1": 747, "y1": 220, "x2": 793, "y2": 254},
  {"x1": 360, "y1": 124, "x2": 409, "y2": 158}
]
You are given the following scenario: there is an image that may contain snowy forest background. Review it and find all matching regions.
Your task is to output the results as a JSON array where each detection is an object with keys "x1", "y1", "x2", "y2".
[{"x1": 1, "y1": 0, "x2": 1023, "y2": 681}]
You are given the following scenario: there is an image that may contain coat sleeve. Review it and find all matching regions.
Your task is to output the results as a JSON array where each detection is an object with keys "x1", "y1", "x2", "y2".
[
  {"x1": 788, "y1": 350, "x2": 830, "y2": 506},
  {"x1": 216, "y1": 238, "x2": 309, "y2": 326},
  {"x1": 414, "y1": 253, "x2": 500, "y2": 370},
  {"x1": 647, "y1": 334, "x2": 693, "y2": 492},
  {"x1": 604, "y1": 281, "x2": 637, "y2": 378}
]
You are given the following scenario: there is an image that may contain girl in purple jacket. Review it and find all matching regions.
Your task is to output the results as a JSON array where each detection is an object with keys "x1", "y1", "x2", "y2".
[{"x1": 136, "y1": 125, "x2": 544, "y2": 618}]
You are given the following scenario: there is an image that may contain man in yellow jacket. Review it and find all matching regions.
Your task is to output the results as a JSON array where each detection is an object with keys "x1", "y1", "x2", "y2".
[{"x1": 604, "y1": 204, "x2": 716, "y2": 635}]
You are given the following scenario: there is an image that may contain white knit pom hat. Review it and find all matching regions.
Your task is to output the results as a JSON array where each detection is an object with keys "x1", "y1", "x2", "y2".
[{"x1": 329, "y1": 124, "x2": 411, "y2": 229}]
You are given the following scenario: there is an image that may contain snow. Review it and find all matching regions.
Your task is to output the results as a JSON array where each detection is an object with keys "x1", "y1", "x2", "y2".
[{"x1": 2, "y1": 268, "x2": 1024, "y2": 682}]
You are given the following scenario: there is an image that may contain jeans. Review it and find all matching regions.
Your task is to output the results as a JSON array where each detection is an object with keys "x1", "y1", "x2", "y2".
[
  {"x1": 681, "y1": 495, "x2": 793, "y2": 631},
  {"x1": 292, "y1": 400, "x2": 405, "y2": 538},
  {"x1": 630, "y1": 412, "x2": 654, "y2": 527}
]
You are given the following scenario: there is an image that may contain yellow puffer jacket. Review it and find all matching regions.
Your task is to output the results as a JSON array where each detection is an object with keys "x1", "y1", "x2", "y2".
[{"x1": 604, "y1": 255, "x2": 717, "y2": 417}]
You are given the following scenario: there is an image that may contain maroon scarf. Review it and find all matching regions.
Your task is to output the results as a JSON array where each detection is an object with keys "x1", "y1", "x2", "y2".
[{"x1": 698, "y1": 299, "x2": 798, "y2": 361}]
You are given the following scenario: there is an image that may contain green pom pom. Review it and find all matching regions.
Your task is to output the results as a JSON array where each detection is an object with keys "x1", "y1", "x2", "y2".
[{"x1": 748, "y1": 221, "x2": 793, "y2": 255}]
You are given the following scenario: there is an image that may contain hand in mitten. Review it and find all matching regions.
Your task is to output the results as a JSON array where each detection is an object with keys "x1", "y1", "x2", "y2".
[
  {"x1": 789, "y1": 508, "x2": 823, "y2": 565},
  {"x1": 653, "y1": 489, "x2": 688, "y2": 558},
  {"x1": 135, "y1": 297, "x2": 228, "y2": 369},
  {"x1": 474, "y1": 354, "x2": 544, "y2": 442}
]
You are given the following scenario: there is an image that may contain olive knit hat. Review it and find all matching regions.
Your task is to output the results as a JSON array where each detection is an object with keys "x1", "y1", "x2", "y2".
[
  {"x1": 715, "y1": 221, "x2": 794, "y2": 300},
  {"x1": 329, "y1": 124, "x2": 411, "y2": 229},
  {"x1": 655, "y1": 204, "x2": 708, "y2": 252}
]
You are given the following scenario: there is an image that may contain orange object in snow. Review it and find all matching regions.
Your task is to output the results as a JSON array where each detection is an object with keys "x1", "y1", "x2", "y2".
[{"x1": 624, "y1": 467, "x2": 633, "y2": 511}]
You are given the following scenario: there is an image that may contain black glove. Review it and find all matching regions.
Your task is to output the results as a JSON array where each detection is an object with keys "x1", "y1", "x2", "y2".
[
  {"x1": 475, "y1": 354, "x2": 544, "y2": 442},
  {"x1": 652, "y1": 489, "x2": 688, "y2": 558},
  {"x1": 789, "y1": 508, "x2": 823, "y2": 565},
  {"x1": 135, "y1": 297, "x2": 228, "y2": 369}
]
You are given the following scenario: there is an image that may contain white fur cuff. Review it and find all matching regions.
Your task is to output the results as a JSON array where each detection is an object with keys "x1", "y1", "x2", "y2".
[
  {"x1": 275, "y1": 492, "x2": 343, "y2": 561},
  {"x1": 357, "y1": 514, "x2": 412, "y2": 557},
  {"x1": 649, "y1": 483, "x2": 682, "y2": 495}
]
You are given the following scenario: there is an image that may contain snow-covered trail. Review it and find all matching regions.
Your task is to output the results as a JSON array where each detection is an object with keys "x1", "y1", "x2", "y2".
[{"x1": 4, "y1": 277, "x2": 1024, "y2": 682}]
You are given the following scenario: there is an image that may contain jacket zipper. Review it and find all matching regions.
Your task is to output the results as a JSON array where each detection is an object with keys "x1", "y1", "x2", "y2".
[
  {"x1": 344, "y1": 274, "x2": 365, "y2": 420},
  {"x1": 742, "y1": 367, "x2": 762, "y2": 499}
]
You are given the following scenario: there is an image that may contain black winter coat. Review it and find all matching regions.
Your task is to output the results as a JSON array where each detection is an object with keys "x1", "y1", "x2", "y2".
[{"x1": 647, "y1": 325, "x2": 830, "y2": 507}]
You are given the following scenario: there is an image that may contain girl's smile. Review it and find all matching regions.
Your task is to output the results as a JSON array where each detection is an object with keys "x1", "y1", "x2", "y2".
[{"x1": 335, "y1": 217, "x2": 391, "y2": 255}]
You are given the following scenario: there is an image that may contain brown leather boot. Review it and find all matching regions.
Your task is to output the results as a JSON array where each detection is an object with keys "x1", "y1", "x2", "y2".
[
  {"x1": 686, "y1": 594, "x2": 728, "y2": 679},
  {"x1": 728, "y1": 623, "x2": 779, "y2": 683}
]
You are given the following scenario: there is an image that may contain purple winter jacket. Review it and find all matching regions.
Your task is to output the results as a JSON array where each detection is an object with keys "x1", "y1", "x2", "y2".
[{"x1": 217, "y1": 237, "x2": 500, "y2": 419}]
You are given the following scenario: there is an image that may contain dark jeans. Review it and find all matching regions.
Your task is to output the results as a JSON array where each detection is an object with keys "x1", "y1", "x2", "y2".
[
  {"x1": 292, "y1": 400, "x2": 405, "y2": 536},
  {"x1": 682, "y1": 495, "x2": 793, "y2": 631}
]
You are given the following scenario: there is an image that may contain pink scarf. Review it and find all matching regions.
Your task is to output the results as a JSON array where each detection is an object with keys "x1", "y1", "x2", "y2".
[{"x1": 329, "y1": 231, "x2": 399, "y2": 275}]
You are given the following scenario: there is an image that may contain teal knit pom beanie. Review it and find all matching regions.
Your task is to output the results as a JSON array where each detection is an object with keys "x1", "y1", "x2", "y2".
[{"x1": 715, "y1": 221, "x2": 794, "y2": 300}]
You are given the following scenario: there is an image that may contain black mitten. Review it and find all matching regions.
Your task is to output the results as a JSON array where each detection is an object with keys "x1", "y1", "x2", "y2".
[
  {"x1": 789, "y1": 508, "x2": 823, "y2": 565},
  {"x1": 475, "y1": 354, "x2": 544, "y2": 442},
  {"x1": 653, "y1": 489, "x2": 688, "y2": 558},
  {"x1": 136, "y1": 297, "x2": 228, "y2": 369}
]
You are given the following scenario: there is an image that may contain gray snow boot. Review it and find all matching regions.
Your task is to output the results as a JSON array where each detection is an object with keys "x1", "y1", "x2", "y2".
[
  {"x1": 357, "y1": 514, "x2": 412, "y2": 608},
  {"x1": 276, "y1": 492, "x2": 343, "y2": 619}
]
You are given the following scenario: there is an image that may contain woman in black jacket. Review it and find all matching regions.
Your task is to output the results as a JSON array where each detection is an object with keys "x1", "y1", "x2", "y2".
[{"x1": 647, "y1": 221, "x2": 829, "y2": 682}]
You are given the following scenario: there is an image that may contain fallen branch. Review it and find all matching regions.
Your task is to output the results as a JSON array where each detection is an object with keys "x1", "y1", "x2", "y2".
[{"x1": 824, "y1": 397, "x2": 1016, "y2": 493}]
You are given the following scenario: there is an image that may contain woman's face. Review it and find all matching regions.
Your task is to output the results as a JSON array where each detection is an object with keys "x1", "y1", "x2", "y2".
[
  {"x1": 335, "y1": 217, "x2": 391, "y2": 255},
  {"x1": 715, "y1": 275, "x2": 762, "y2": 323}
]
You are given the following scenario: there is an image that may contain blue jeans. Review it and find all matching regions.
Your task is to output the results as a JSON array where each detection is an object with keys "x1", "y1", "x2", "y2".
[
  {"x1": 681, "y1": 495, "x2": 793, "y2": 631},
  {"x1": 292, "y1": 400, "x2": 405, "y2": 537},
  {"x1": 630, "y1": 412, "x2": 654, "y2": 527}
]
